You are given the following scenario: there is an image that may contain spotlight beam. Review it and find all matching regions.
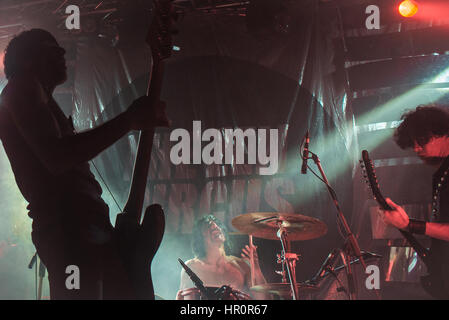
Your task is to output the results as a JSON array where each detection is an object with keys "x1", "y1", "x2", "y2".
[{"x1": 288, "y1": 61, "x2": 449, "y2": 206}]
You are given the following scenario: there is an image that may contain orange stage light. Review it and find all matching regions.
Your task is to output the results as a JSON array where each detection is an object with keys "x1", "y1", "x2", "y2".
[{"x1": 399, "y1": 0, "x2": 419, "y2": 18}]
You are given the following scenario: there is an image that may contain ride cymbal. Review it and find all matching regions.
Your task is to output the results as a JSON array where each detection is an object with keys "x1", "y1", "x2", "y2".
[{"x1": 231, "y1": 212, "x2": 327, "y2": 241}]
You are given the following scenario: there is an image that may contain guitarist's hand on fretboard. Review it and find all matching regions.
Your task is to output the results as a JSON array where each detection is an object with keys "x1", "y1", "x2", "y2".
[
  {"x1": 126, "y1": 97, "x2": 170, "y2": 131},
  {"x1": 380, "y1": 198, "x2": 410, "y2": 230}
]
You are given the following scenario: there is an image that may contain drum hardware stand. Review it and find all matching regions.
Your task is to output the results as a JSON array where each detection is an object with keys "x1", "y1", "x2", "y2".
[
  {"x1": 311, "y1": 250, "x2": 382, "y2": 283},
  {"x1": 252, "y1": 216, "x2": 301, "y2": 300},
  {"x1": 28, "y1": 251, "x2": 47, "y2": 300},
  {"x1": 276, "y1": 254, "x2": 288, "y2": 283},
  {"x1": 276, "y1": 222, "x2": 300, "y2": 300},
  {"x1": 306, "y1": 150, "x2": 376, "y2": 300}
]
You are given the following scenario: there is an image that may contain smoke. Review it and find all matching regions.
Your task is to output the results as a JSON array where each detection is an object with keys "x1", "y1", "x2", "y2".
[
  {"x1": 152, "y1": 233, "x2": 192, "y2": 300},
  {"x1": 0, "y1": 144, "x2": 42, "y2": 299}
]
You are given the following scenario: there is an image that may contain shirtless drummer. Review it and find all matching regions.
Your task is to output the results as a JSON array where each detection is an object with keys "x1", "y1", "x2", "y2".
[{"x1": 176, "y1": 215, "x2": 269, "y2": 300}]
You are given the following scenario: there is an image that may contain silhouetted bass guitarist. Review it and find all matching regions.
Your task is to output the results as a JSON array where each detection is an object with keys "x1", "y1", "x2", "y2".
[{"x1": 0, "y1": 20, "x2": 169, "y2": 299}]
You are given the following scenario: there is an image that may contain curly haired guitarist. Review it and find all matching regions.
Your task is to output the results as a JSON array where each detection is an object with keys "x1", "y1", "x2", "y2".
[{"x1": 381, "y1": 105, "x2": 449, "y2": 299}]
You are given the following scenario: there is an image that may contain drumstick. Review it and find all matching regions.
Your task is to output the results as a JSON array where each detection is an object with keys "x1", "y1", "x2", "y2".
[{"x1": 249, "y1": 235, "x2": 255, "y2": 287}]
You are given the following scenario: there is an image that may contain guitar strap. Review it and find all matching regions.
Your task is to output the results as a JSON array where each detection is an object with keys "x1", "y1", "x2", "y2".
[
  {"x1": 431, "y1": 155, "x2": 449, "y2": 222},
  {"x1": 425, "y1": 155, "x2": 449, "y2": 299}
]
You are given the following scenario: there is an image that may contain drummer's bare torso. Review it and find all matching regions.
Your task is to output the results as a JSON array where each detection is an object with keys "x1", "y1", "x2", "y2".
[{"x1": 181, "y1": 255, "x2": 250, "y2": 292}]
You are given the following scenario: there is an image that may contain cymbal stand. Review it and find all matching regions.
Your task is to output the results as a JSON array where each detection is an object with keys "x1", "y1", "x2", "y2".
[
  {"x1": 276, "y1": 222, "x2": 300, "y2": 300},
  {"x1": 276, "y1": 253, "x2": 288, "y2": 283}
]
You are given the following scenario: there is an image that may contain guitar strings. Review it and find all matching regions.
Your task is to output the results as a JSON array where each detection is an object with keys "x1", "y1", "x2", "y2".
[{"x1": 90, "y1": 159, "x2": 124, "y2": 213}]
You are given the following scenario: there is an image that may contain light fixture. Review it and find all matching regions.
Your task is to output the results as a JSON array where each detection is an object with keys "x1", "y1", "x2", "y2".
[{"x1": 399, "y1": 0, "x2": 419, "y2": 18}]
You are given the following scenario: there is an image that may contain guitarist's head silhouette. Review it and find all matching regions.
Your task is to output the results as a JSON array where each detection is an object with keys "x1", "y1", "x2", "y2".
[{"x1": 4, "y1": 29, "x2": 67, "y2": 92}]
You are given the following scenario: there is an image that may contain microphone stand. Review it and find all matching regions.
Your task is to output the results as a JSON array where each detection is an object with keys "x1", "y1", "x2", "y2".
[
  {"x1": 307, "y1": 151, "x2": 369, "y2": 300},
  {"x1": 37, "y1": 259, "x2": 46, "y2": 300}
]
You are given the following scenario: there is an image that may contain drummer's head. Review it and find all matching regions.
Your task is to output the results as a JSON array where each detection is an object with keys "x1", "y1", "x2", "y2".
[{"x1": 192, "y1": 215, "x2": 232, "y2": 258}]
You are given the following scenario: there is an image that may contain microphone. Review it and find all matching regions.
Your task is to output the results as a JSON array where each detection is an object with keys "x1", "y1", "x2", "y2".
[
  {"x1": 178, "y1": 258, "x2": 215, "y2": 300},
  {"x1": 301, "y1": 130, "x2": 310, "y2": 174}
]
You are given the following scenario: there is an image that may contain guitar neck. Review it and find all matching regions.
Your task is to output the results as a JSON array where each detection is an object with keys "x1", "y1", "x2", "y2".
[
  {"x1": 123, "y1": 59, "x2": 165, "y2": 222},
  {"x1": 397, "y1": 229, "x2": 430, "y2": 262}
]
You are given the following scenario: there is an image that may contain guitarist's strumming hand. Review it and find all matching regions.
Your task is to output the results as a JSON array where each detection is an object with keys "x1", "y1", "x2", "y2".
[
  {"x1": 381, "y1": 198, "x2": 410, "y2": 230},
  {"x1": 125, "y1": 96, "x2": 170, "y2": 131}
]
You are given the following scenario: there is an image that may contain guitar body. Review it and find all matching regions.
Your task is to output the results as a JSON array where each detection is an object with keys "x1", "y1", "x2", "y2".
[
  {"x1": 360, "y1": 150, "x2": 447, "y2": 299},
  {"x1": 115, "y1": 204, "x2": 165, "y2": 299}
]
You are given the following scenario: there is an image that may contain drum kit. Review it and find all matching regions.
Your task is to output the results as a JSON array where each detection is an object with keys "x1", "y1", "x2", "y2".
[
  {"x1": 178, "y1": 147, "x2": 380, "y2": 300},
  {"x1": 231, "y1": 211, "x2": 328, "y2": 300},
  {"x1": 178, "y1": 211, "x2": 329, "y2": 300},
  {"x1": 178, "y1": 209, "x2": 382, "y2": 300}
]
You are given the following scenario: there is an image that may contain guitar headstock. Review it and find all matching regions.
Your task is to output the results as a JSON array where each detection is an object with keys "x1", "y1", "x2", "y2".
[
  {"x1": 360, "y1": 150, "x2": 376, "y2": 191},
  {"x1": 146, "y1": 0, "x2": 177, "y2": 63},
  {"x1": 360, "y1": 150, "x2": 391, "y2": 210}
]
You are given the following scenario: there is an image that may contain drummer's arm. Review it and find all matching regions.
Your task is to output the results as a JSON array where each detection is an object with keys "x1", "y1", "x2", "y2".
[
  {"x1": 252, "y1": 259, "x2": 267, "y2": 286},
  {"x1": 179, "y1": 268, "x2": 192, "y2": 291},
  {"x1": 176, "y1": 261, "x2": 197, "y2": 300},
  {"x1": 240, "y1": 259, "x2": 269, "y2": 300},
  {"x1": 240, "y1": 245, "x2": 270, "y2": 299},
  {"x1": 250, "y1": 264, "x2": 270, "y2": 300}
]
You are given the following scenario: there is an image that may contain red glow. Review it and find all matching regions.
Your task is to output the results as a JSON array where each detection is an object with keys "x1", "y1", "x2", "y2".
[
  {"x1": 0, "y1": 52, "x2": 4, "y2": 77},
  {"x1": 418, "y1": 3, "x2": 449, "y2": 20},
  {"x1": 398, "y1": 1, "x2": 449, "y2": 20}
]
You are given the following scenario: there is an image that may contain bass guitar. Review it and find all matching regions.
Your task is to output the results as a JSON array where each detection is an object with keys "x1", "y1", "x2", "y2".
[{"x1": 114, "y1": 0, "x2": 176, "y2": 299}]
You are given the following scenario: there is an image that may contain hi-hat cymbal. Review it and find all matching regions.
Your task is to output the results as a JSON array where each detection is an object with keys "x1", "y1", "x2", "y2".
[
  {"x1": 250, "y1": 283, "x2": 319, "y2": 296},
  {"x1": 231, "y1": 212, "x2": 327, "y2": 241}
]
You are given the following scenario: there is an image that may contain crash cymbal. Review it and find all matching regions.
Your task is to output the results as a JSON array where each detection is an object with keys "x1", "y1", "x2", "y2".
[
  {"x1": 231, "y1": 212, "x2": 327, "y2": 241},
  {"x1": 250, "y1": 283, "x2": 319, "y2": 296}
]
